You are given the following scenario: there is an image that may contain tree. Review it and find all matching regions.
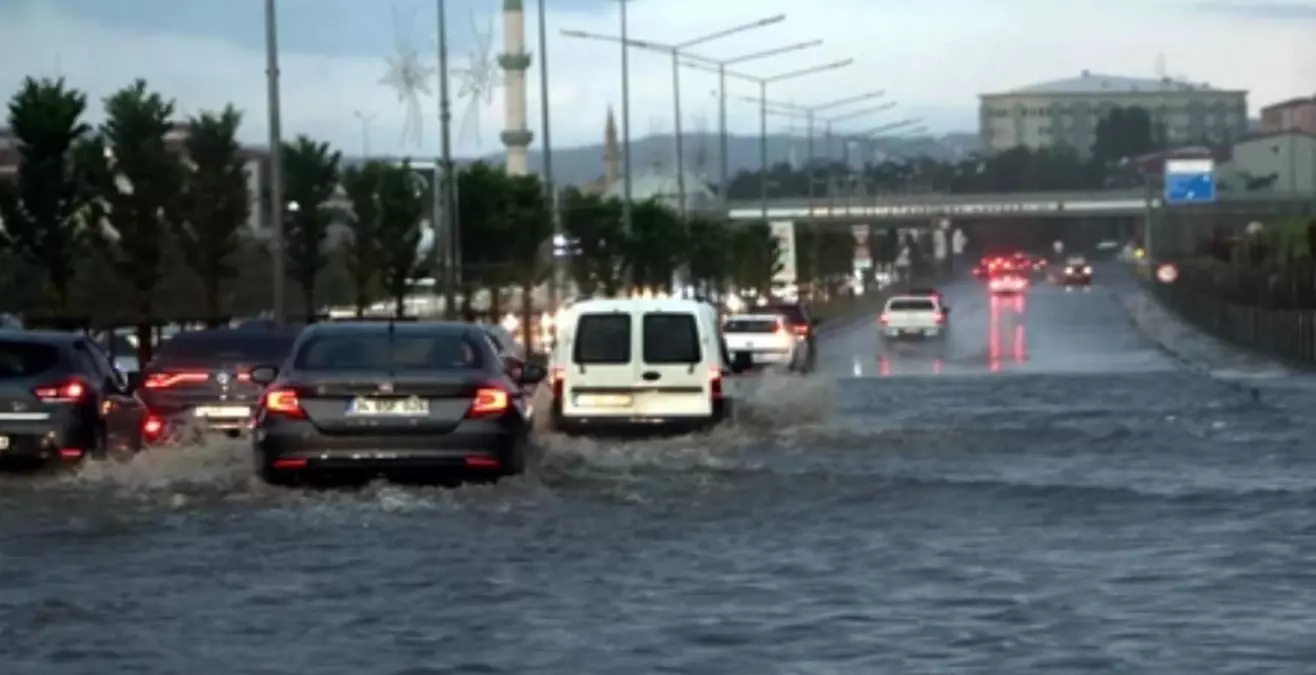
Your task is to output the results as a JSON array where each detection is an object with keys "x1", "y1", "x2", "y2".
[
  {"x1": 501, "y1": 173, "x2": 552, "y2": 348},
  {"x1": 728, "y1": 221, "x2": 781, "y2": 298},
  {"x1": 282, "y1": 135, "x2": 341, "y2": 316},
  {"x1": 455, "y1": 162, "x2": 509, "y2": 317},
  {"x1": 626, "y1": 199, "x2": 686, "y2": 292},
  {"x1": 176, "y1": 105, "x2": 250, "y2": 325},
  {"x1": 94, "y1": 80, "x2": 182, "y2": 361},
  {"x1": 375, "y1": 161, "x2": 427, "y2": 316},
  {"x1": 561, "y1": 189, "x2": 626, "y2": 296},
  {"x1": 0, "y1": 77, "x2": 97, "y2": 312},
  {"x1": 340, "y1": 161, "x2": 384, "y2": 315},
  {"x1": 687, "y1": 215, "x2": 730, "y2": 295},
  {"x1": 1092, "y1": 106, "x2": 1157, "y2": 167}
]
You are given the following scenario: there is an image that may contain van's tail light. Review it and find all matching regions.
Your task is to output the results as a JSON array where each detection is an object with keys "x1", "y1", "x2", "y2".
[
  {"x1": 33, "y1": 379, "x2": 88, "y2": 403},
  {"x1": 263, "y1": 388, "x2": 305, "y2": 419},
  {"x1": 934, "y1": 312, "x2": 945, "y2": 324},
  {"x1": 143, "y1": 372, "x2": 209, "y2": 388},
  {"x1": 791, "y1": 324, "x2": 809, "y2": 336},
  {"x1": 550, "y1": 366, "x2": 564, "y2": 399},
  {"x1": 468, "y1": 386, "x2": 510, "y2": 418},
  {"x1": 879, "y1": 313, "x2": 891, "y2": 324},
  {"x1": 709, "y1": 366, "x2": 723, "y2": 400}
]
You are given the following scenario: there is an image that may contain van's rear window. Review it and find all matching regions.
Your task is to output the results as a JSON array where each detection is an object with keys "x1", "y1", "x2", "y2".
[
  {"x1": 643, "y1": 313, "x2": 701, "y2": 364},
  {"x1": 887, "y1": 299, "x2": 936, "y2": 311},
  {"x1": 574, "y1": 314, "x2": 631, "y2": 364}
]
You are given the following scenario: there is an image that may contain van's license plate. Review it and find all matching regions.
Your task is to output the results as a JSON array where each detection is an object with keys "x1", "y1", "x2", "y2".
[
  {"x1": 194, "y1": 406, "x2": 251, "y2": 418},
  {"x1": 576, "y1": 394, "x2": 632, "y2": 407}
]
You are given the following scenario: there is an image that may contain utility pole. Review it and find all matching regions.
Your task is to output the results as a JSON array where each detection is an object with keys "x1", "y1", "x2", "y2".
[{"x1": 263, "y1": 0, "x2": 286, "y2": 326}]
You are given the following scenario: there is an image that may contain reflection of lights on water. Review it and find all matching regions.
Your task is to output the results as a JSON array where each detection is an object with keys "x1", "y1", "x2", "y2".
[
  {"x1": 1013, "y1": 323, "x2": 1026, "y2": 362},
  {"x1": 1014, "y1": 294, "x2": 1025, "y2": 313},
  {"x1": 933, "y1": 358, "x2": 942, "y2": 375},
  {"x1": 853, "y1": 357, "x2": 863, "y2": 377},
  {"x1": 879, "y1": 355, "x2": 890, "y2": 376}
]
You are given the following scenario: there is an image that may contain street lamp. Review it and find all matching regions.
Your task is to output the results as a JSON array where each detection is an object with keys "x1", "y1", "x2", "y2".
[
  {"x1": 351, "y1": 110, "x2": 377, "y2": 157},
  {"x1": 263, "y1": 0, "x2": 286, "y2": 326},
  {"x1": 536, "y1": 0, "x2": 563, "y2": 311},
  {"x1": 561, "y1": 14, "x2": 786, "y2": 218},
  {"x1": 436, "y1": 0, "x2": 457, "y2": 318},
  {"x1": 680, "y1": 58, "x2": 854, "y2": 219}
]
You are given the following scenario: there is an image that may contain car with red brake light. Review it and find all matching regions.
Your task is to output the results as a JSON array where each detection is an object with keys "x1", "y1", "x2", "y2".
[
  {"x1": 988, "y1": 273, "x2": 1029, "y2": 295},
  {"x1": 135, "y1": 328, "x2": 298, "y2": 440},
  {"x1": 722, "y1": 313, "x2": 810, "y2": 372},
  {"x1": 879, "y1": 295, "x2": 947, "y2": 340},
  {"x1": 249, "y1": 320, "x2": 545, "y2": 486},
  {"x1": 0, "y1": 330, "x2": 147, "y2": 468}
]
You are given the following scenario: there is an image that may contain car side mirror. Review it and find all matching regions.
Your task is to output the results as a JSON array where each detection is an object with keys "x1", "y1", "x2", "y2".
[
  {"x1": 730, "y1": 351, "x2": 754, "y2": 374},
  {"x1": 249, "y1": 366, "x2": 279, "y2": 386},
  {"x1": 124, "y1": 370, "x2": 144, "y2": 392},
  {"x1": 519, "y1": 362, "x2": 547, "y2": 384}
]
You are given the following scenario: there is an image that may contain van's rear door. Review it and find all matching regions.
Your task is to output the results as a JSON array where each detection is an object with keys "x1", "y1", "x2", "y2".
[
  {"x1": 634, "y1": 311, "x2": 711, "y2": 417},
  {"x1": 562, "y1": 312, "x2": 639, "y2": 418}
]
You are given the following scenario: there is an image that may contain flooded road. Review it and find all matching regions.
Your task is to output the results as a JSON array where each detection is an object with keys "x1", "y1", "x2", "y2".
[{"x1": 4, "y1": 267, "x2": 1316, "y2": 674}]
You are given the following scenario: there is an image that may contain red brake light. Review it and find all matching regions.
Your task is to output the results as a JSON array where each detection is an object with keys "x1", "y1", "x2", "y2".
[
  {"x1": 263, "y1": 388, "x2": 305, "y2": 418},
  {"x1": 143, "y1": 415, "x2": 165, "y2": 441},
  {"x1": 144, "y1": 372, "x2": 209, "y2": 388},
  {"x1": 469, "y1": 386, "x2": 510, "y2": 417},
  {"x1": 709, "y1": 366, "x2": 723, "y2": 400},
  {"x1": 550, "y1": 366, "x2": 564, "y2": 399},
  {"x1": 791, "y1": 324, "x2": 809, "y2": 336},
  {"x1": 33, "y1": 379, "x2": 88, "y2": 402},
  {"x1": 934, "y1": 312, "x2": 945, "y2": 324},
  {"x1": 879, "y1": 313, "x2": 891, "y2": 324}
]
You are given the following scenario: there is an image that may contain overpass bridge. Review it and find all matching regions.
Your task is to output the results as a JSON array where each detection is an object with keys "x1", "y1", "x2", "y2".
[{"x1": 724, "y1": 189, "x2": 1309, "y2": 223}]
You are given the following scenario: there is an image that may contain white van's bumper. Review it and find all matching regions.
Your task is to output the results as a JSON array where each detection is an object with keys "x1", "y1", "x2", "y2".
[
  {"x1": 549, "y1": 399, "x2": 732, "y2": 437},
  {"x1": 883, "y1": 326, "x2": 942, "y2": 338}
]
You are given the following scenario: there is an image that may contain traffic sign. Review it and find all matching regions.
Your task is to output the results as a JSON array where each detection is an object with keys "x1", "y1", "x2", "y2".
[{"x1": 1164, "y1": 159, "x2": 1215, "y2": 204}]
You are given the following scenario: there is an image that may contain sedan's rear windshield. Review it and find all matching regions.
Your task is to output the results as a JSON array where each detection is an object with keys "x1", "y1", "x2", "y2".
[
  {"x1": 294, "y1": 333, "x2": 483, "y2": 370},
  {"x1": 723, "y1": 319, "x2": 779, "y2": 333},
  {"x1": 156, "y1": 331, "x2": 296, "y2": 363},
  {"x1": 887, "y1": 299, "x2": 936, "y2": 311},
  {"x1": 0, "y1": 340, "x2": 60, "y2": 379},
  {"x1": 574, "y1": 314, "x2": 631, "y2": 364}
]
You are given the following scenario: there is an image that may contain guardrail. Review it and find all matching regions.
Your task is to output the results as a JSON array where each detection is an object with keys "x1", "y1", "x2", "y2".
[{"x1": 1146, "y1": 278, "x2": 1316, "y2": 366}]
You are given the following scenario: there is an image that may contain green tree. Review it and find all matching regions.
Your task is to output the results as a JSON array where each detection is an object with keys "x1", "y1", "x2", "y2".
[
  {"x1": 501, "y1": 173, "x2": 552, "y2": 348},
  {"x1": 340, "y1": 160, "x2": 384, "y2": 315},
  {"x1": 375, "y1": 161, "x2": 427, "y2": 316},
  {"x1": 626, "y1": 199, "x2": 686, "y2": 292},
  {"x1": 176, "y1": 105, "x2": 249, "y2": 325},
  {"x1": 561, "y1": 189, "x2": 626, "y2": 296},
  {"x1": 282, "y1": 135, "x2": 341, "y2": 316},
  {"x1": 1092, "y1": 106, "x2": 1157, "y2": 167},
  {"x1": 687, "y1": 215, "x2": 730, "y2": 296},
  {"x1": 93, "y1": 80, "x2": 182, "y2": 360},
  {"x1": 729, "y1": 221, "x2": 781, "y2": 298},
  {"x1": 455, "y1": 161, "x2": 509, "y2": 317},
  {"x1": 0, "y1": 77, "x2": 97, "y2": 312}
]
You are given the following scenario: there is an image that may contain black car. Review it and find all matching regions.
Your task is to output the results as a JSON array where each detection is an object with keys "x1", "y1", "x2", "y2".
[
  {"x1": 1062, "y1": 258, "x2": 1093, "y2": 286},
  {"x1": 249, "y1": 321, "x2": 546, "y2": 486},
  {"x1": 762, "y1": 302, "x2": 818, "y2": 371},
  {"x1": 136, "y1": 328, "x2": 299, "y2": 439},
  {"x1": 0, "y1": 330, "x2": 148, "y2": 468}
]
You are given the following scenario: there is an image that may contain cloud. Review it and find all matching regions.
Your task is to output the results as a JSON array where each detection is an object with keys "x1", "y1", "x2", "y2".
[
  {"x1": 1196, "y1": 1, "x2": 1316, "y2": 19},
  {"x1": 1, "y1": 0, "x2": 1312, "y2": 161}
]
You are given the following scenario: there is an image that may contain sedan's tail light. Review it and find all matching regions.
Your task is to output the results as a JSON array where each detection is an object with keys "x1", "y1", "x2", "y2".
[
  {"x1": 33, "y1": 379, "x2": 88, "y2": 403},
  {"x1": 263, "y1": 388, "x2": 305, "y2": 419},
  {"x1": 468, "y1": 386, "x2": 510, "y2": 418},
  {"x1": 143, "y1": 372, "x2": 209, "y2": 388},
  {"x1": 143, "y1": 415, "x2": 165, "y2": 442}
]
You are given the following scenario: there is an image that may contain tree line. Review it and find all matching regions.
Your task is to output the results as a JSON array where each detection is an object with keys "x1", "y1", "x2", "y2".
[
  {"x1": 1184, "y1": 216, "x2": 1316, "y2": 310},
  {"x1": 725, "y1": 105, "x2": 1175, "y2": 199},
  {"x1": 0, "y1": 76, "x2": 861, "y2": 337}
]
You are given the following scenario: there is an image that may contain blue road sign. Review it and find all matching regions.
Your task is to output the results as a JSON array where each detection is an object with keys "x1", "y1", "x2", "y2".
[{"x1": 1164, "y1": 160, "x2": 1216, "y2": 204}]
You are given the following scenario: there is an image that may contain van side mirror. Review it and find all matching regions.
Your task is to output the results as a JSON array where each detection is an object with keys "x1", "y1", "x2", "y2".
[
  {"x1": 519, "y1": 362, "x2": 547, "y2": 384},
  {"x1": 730, "y1": 351, "x2": 754, "y2": 374},
  {"x1": 249, "y1": 366, "x2": 279, "y2": 385}
]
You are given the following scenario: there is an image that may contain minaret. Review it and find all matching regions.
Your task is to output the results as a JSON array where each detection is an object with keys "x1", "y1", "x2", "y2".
[
  {"x1": 498, "y1": 0, "x2": 532, "y2": 174},
  {"x1": 603, "y1": 107, "x2": 620, "y2": 187}
]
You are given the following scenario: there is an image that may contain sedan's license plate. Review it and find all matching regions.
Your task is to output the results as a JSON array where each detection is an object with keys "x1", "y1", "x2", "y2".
[
  {"x1": 348, "y1": 397, "x2": 429, "y2": 415},
  {"x1": 194, "y1": 405, "x2": 251, "y2": 418},
  {"x1": 576, "y1": 394, "x2": 632, "y2": 407}
]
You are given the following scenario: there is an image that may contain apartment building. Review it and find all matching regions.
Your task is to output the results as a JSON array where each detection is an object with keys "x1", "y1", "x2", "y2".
[
  {"x1": 1260, "y1": 96, "x2": 1316, "y2": 134},
  {"x1": 979, "y1": 70, "x2": 1249, "y2": 154}
]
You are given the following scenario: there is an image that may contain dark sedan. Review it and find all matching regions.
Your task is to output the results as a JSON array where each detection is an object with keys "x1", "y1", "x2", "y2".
[
  {"x1": 136, "y1": 328, "x2": 299, "y2": 440},
  {"x1": 250, "y1": 321, "x2": 546, "y2": 486}
]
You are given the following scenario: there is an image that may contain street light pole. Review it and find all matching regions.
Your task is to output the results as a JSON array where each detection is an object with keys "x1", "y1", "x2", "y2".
[
  {"x1": 352, "y1": 110, "x2": 376, "y2": 157},
  {"x1": 618, "y1": 0, "x2": 633, "y2": 255},
  {"x1": 263, "y1": 0, "x2": 286, "y2": 326},
  {"x1": 537, "y1": 0, "x2": 561, "y2": 310},
  {"x1": 437, "y1": 0, "x2": 457, "y2": 319}
]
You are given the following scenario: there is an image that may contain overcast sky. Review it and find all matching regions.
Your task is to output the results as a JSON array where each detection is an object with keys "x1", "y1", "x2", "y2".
[{"x1": 1, "y1": 0, "x2": 1312, "y2": 159}]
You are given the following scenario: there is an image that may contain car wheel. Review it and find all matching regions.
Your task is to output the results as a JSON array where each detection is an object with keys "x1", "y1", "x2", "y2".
[{"x1": 501, "y1": 440, "x2": 529, "y2": 477}]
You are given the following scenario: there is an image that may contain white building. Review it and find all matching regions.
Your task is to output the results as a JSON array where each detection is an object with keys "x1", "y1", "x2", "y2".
[
  {"x1": 1219, "y1": 131, "x2": 1316, "y2": 194},
  {"x1": 979, "y1": 70, "x2": 1248, "y2": 154}
]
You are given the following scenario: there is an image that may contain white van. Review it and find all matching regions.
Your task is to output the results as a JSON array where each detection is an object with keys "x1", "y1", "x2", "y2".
[{"x1": 547, "y1": 298, "x2": 747, "y2": 435}]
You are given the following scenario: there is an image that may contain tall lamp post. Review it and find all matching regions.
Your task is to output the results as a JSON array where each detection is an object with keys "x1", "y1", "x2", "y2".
[
  {"x1": 561, "y1": 14, "x2": 786, "y2": 219},
  {"x1": 536, "y1": 0, "x2": 561, "y2": 310},
  {"x1": 351, "y1": 110, "x2": 377, "y2": 157},
  {"x1": 263, "y1": 0, "x2": 286, "y2": 326},
  {"x1": 436, "y1": 0, "x2": 457, "y2": 319}
]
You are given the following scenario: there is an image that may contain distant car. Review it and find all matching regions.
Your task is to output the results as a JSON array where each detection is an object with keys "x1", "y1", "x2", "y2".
[
  {"x1": 989, "y1": 273, "x2": 1029, "y2": 295},
  {"x1": 879, "y1": 295, "x2": 946, "y2": 340},
  {"x1": 136, "y1": 328, "x2": 298, "y2": 439},
  {"x1": 1062, "y1": 257, "x2": 1093, "y2": 286},
  {"x1": 250, "y1": 321, "x2": 545, "y2": 486},
  {"x1": 760, "y1": 302, "x2": 817, "y2": 370},
  {"x1": 0, "y1": 330, "x2": 148, "y2": 468},
  {"x1": 722, "y1": 313, "x2": 811, "y2": 373}
]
